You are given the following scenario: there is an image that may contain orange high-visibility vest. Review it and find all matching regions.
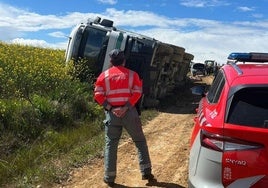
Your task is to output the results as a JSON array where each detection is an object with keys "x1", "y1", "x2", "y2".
[{"x1": 94, "y1": 66, "x2": 142, "y2": 107}]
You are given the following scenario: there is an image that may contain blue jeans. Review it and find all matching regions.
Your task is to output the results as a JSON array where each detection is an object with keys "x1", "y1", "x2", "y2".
[{"x1": 103, "y1": 107, "x2": 152, "y2": 182}]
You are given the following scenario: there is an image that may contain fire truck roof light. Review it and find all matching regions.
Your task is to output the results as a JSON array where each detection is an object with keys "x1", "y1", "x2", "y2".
[{"x1": 228, "y1": 52, "x2": 268, "y2": 63}]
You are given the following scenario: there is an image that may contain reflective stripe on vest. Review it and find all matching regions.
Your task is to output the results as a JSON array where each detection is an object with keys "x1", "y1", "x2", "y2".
[
  {"x1": 104, "y1": 69, "x2": 134, "y2": 104},
  {"x1": 94, "y1": 86, "x2": 105, "y2": 96}
]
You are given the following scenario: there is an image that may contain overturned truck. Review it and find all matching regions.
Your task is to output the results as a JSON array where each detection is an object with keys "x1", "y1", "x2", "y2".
[{"x1": 65, "y1": 17, "x2": 194, "y2": 108}]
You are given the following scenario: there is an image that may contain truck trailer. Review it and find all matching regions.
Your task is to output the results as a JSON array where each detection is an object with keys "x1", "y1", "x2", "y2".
[{"x1": 65, "y1": 17, "x2": 194, "y2": 108}]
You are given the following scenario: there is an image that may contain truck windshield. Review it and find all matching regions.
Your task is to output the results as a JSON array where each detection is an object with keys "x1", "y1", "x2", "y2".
[
  {"x1": 83, "y1": 28, "x2": 107, "y2": 58},
  {"x1": 78, "y1": 26, "x2": 108, "y2": 76}
]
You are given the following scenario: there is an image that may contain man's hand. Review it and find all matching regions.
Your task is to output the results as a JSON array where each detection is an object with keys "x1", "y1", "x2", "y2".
[
  {"x1": 111, "y1": 106, "x2": 128, "y2": 117},
  {"x1": 105, "y1": 104, "x2": 112, "y2": 111}
]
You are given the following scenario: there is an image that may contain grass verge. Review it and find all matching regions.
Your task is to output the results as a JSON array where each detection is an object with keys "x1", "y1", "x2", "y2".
[{"x1": 1, "y1": 109, "x2": 159, "y2": 188}]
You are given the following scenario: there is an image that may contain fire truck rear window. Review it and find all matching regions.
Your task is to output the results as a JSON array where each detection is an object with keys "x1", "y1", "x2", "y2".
[{"x1": 227, "y1": 87, "x2": 268, "y2": 128}]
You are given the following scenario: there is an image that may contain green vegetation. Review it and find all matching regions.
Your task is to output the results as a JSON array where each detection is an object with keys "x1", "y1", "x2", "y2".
[{"x1": 0, "y1": 42, "x2": 158, "y2": 187}]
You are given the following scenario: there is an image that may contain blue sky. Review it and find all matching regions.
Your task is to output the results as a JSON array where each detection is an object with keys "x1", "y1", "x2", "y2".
[{"x1": 0, "y1": 0, "x2": 268, "y2": 64}]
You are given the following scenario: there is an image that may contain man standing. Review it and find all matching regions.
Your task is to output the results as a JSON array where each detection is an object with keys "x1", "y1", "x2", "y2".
[{"x1": 94, "y1": 49, "x2": 154, "y2": 187}]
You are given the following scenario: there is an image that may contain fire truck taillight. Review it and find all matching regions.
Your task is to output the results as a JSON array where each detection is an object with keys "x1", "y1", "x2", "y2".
[{"x1": 200, "y1": 130, "x2": 263, "y2": 152}]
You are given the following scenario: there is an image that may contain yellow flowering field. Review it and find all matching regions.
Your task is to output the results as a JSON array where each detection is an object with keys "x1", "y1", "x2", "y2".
[
  {"x1": 0, "y1": 43, "x2": 68, "y2": 98},
  {"x1": 0, "y1": 42, "x2": 102, "y2": 139},
  {"x1": 0, "y1": 42, "x2": 105, "y2": 187}
]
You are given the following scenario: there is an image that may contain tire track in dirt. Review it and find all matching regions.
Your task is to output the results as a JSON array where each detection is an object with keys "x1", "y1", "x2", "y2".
[{"x1": 55, "y1": 112, "x2": 195, "y2": 188}]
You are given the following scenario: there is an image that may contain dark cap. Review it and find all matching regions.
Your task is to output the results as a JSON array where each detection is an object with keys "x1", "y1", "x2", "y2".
[{"x1": 109, "y1": 49, "x2": 125, "y2": 66}]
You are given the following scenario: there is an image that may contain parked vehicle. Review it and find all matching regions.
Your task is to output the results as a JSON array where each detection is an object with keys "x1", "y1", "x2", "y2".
[
  {"x1": 188, "y1": 52, "x2": 268, "y2": 188},
  {"x1": 204, "y1": 60, "x2": 217, "y2": 75},
  {"x1": 190, "y1": 62, "x2": 206, "y2": 76},
  {"x1": 65, "y1": 17, "x2": 194, "y2": 108}
]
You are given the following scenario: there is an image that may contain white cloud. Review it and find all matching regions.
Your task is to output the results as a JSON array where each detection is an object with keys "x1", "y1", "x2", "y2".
[
  {"x1": 102, "y1": 8, "x2": 171, "y2": 27},
  {"x1": 1, "y1": 3, "x2": 268, "y2": 64},
  {"x1": 98, "y1": 0, "x2": 117, "y2": 5},
  {"x1": 11, "y1": 38, "x2": 49, "y2": 47},
  {"x1": 48, "y1": 31, "x2": 67, "y2": 38},
  {"x1": 237, "y1": 6, "x2": 255, "y2": 12},
  {"x1": 0, "y1": 3, "x2": 99, "y2": 32},
  {"x1": 11, "y1": 38, "x2": 67, "y2": 49},
  {"x1": 252, "y1": 14, "x2": 263, "y2": 19},
  {"x1": 180, "y1": 0, "x2": 229, "y2": 8}
]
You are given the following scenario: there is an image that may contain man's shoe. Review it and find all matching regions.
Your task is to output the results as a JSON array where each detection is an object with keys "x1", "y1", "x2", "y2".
[
  {"x1": 142, "y1": 173, "x2": 155, "y2": 181},
  {"x1": 103, "y1": 179, "x2": 115, "y2": 187}
]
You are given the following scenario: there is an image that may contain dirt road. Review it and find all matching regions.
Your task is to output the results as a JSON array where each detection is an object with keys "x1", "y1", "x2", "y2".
[{"x1": 55, "y1": 76, "x2": 212, "y2": 188}]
